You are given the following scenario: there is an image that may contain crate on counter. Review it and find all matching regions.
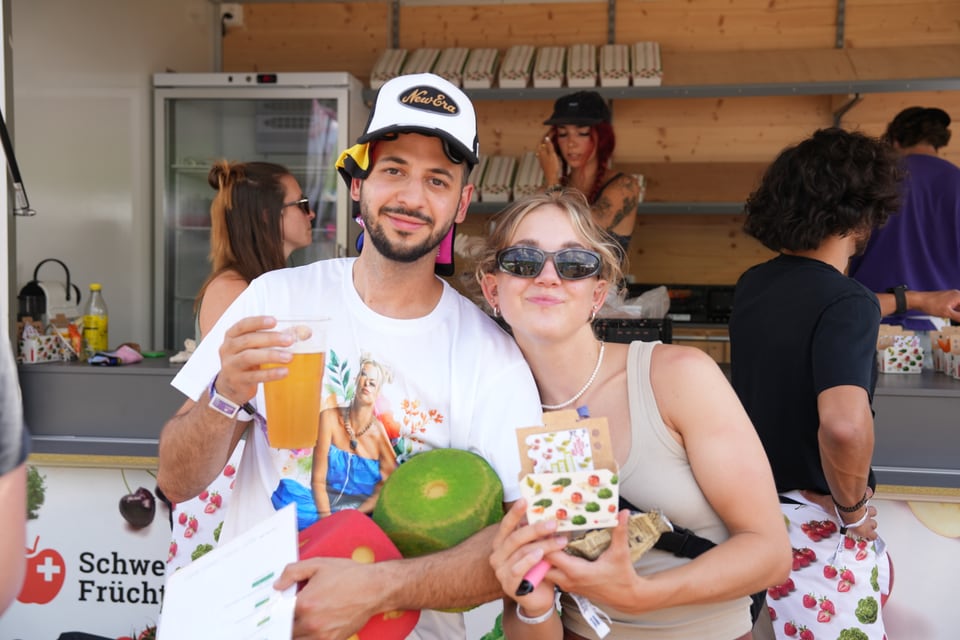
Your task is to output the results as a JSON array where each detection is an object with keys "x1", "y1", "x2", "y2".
[
  {"x1": 434, "y1": 47, "x2": 470, "y2": 87},
  {"x1": 480, "y1": 155, "x2": 517, "y2": 203},
  {"x1": 567, "y1": 44, "x2": 597, "y2": 88},
  {"x1": 463, "y1": 48, "x2": 499, "y2": 89},
  {"x1": 513, "y1": 152, "x2": 544, "y2": 199},
  {"x1": 498, "y1": 45, "x2": 535, "y2": 88},
  {"x1": 370, "y1": 48, "x2": 408, "y2": 89},
  {"x1": 599, "y1": 44, "x2": 631, "y2": 87},
  {"x1": 631, "y1": 41, "x2": 663, "y2": 87},
  {"x1": 877, "y1": 334, "x2": 924, "y2": 374},
  {"x1": 533, "y1": 46, "x2": 566, "y2": 88},
  {"x1": 401, "y1": 48, "x2": 441, "y2": 75},
  {"x1": 468, "y1": 156, "x2": 489, "y2": 203}
]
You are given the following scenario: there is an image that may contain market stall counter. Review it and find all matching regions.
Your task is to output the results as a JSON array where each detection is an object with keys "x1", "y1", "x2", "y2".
[
  {"x1": 872, "y1": 368, "x2": 960, "y2": 489},
  {"x1": 3, "y1": 357, "x2": 184, "y2": 639},
  {"x1": 18, "y1": 356, "x2": 184, "y2": 457}
]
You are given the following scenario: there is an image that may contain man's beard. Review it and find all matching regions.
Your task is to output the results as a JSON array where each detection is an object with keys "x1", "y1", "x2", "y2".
[{"x1": 359, "y1": 196, "x2": 455, "y2": 264}]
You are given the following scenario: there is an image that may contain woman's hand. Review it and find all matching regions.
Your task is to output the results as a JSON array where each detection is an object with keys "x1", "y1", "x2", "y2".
[
  {"x1": 541, "y1": 510, "x2": 651, "y2": 613},
  {"x1": 536, "y1": 131, "x2": 562, "y2": 187},
  {"x1": 490, "y1": 499, "x2": 566, "y2": 614}
]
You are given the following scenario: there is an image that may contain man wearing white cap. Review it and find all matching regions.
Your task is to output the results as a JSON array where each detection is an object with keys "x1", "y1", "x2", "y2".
[{"x1": 157, "y1": 73, "x2": 542, "y2": 639}]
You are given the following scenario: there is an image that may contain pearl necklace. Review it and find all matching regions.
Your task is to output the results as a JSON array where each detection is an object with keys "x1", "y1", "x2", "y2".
[
  {"x1": 541, "y1": 341, "x2": 605, "y2": 411},
  {"x1": 343, "y1": 407, "x2": 375, "y2": 451}
]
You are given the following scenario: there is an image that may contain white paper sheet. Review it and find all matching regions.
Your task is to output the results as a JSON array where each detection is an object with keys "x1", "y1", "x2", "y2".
[{"x1": 157, "y1": 504, "x2": 298, "y2": 640}]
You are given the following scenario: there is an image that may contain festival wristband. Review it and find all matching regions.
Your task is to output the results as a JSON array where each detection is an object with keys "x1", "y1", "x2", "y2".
[
  {"x1": 515, "y1": 602, "x2": 556, "y2": 625},
  {"x1": 208, "y1": 375, "x2": 255, "y2": 422},
  {"x1": 836, "y1": 503, "x2": 870, "y2": 534}
]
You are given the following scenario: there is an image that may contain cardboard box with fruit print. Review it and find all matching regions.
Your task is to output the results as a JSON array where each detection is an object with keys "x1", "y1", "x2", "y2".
[
  {"x1": 877, "y1": 329, "x2": 924, "y2": 374},
  {"x1": 516, "y1": 411, "x2": 620, "y2": 532}
]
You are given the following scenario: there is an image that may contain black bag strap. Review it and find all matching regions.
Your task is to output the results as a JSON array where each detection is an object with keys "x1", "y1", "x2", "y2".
[
  {"x1": 619, "y1": 495, "x2": 717, "y2": 559},
  {"x1": 619, "y1": 495, "x2": 766, "y2": 624}
]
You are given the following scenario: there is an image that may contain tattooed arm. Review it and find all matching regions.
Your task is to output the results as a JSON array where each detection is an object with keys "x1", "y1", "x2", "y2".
[{"x1": 592, "y1": 173, "x2": 641, "y2": 238}]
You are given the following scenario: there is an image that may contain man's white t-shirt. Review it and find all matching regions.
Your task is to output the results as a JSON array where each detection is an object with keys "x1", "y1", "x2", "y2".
[{"x1": 171, "y1": 258, "x2": 542, "y2": 639}]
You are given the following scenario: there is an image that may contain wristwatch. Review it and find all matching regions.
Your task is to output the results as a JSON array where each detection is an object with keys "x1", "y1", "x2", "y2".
[
  {"x1": 208, "y1": 376, "x2": 255, "y2": 422},
  {"x1": 886, "y1": 284, "x2": 909, "y2": 315}
]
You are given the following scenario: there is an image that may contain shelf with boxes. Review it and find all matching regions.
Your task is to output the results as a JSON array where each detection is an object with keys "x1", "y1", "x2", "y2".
[
  {"x1": 364, "y1": 45, "x2": 960, "y2": 102},
  {"x1": 363, "y1": 44, "x2": 960, "y2": 216}
]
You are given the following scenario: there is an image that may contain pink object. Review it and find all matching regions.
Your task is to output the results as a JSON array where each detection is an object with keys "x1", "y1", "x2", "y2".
[{"x1": 516, "y1": 559, "x2": 550, "y2": 595}]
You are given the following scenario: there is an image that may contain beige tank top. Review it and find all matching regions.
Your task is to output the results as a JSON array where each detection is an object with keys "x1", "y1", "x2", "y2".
[{"x1": 561, "y1": 341, "x2": 752, "y2": 640}]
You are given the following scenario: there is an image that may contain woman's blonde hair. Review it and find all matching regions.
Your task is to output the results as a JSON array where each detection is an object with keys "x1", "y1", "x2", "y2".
[{"x1": 474, "y1": 188, "x2": 625, "y2": 299}]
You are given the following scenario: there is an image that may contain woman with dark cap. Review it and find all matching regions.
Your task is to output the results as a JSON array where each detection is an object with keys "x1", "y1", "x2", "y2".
[
  {"x1": 849, "y1": 106, "x2": 960, "y2": 331},
  {"x1": 537, "y1": 91, "x2": 641, "y2": 259}
]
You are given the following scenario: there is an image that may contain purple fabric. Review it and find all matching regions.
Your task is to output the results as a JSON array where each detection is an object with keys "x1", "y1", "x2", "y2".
[{"x1": 849, "y1": 153, "x2": 960, "y2": 320}]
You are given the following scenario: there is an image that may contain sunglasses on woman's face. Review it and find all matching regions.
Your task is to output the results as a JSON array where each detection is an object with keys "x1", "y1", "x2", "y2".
[
  {"x1": 283, "y1": 197, "x2": 311, "y2": 215},
  {"x1": 496, "y1": 245, "x2": 602, "y2": 280}
]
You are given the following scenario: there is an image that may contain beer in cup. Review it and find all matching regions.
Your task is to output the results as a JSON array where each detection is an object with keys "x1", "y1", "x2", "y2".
[{"x1": 262, "y1": 318, "x2": 328, "y2": 449}]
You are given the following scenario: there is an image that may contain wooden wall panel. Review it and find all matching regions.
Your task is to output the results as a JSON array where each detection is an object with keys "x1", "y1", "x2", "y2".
[
  {"x1": 844, "y1": 0, "x2": 960, "y2": 48},
  {"x1": 222, "y1": 2, "x2": 388, "y2": 77},
  {"x1": 615, "y1": 0, "x2": 838, "y2": 51},
  {"x1": 399, "y1": 3, "x2": 607, "y2": 49},
  {"x1": 629, "y1": 214, "x2": 774, "y2": 285},
  {"x1": 223, "y1": 1, "x2": 960, "y2": 285}
]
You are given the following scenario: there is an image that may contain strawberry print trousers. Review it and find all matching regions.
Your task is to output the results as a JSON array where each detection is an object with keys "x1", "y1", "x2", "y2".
[{"x1": 765, "y1": 492, "x2": 890, "y2": 640}]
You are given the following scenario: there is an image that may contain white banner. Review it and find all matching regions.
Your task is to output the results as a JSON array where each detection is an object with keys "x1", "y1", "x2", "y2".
[{"x1": 1, "y1": 462, "x2": 168, "y2": 640}]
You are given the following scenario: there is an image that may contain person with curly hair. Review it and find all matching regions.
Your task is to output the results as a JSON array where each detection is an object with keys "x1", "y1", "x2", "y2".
[
  {"x1": 536, "y1": 91, "x2": 641, "y2": 260},
  {"x1": 848, "y1": 106, "x2": 960, "y2": 329},
  {"x1": 729, "y1": 128, "x2": 901, "y2": 640}
]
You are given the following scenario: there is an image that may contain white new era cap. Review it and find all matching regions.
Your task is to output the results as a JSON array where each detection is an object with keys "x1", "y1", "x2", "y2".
[{"x1": 358, "y1": 73, "x2": 479, "y2": 167}]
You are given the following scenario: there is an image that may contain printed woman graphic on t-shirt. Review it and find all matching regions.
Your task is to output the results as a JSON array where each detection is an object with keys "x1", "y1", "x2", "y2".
[{"x1": 270, "y1": 354, "x2": 397, "y2": 529}]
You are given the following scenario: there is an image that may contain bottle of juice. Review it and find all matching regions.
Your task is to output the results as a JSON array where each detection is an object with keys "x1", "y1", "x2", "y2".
[{"x1": 82, "y1": 283, "x2": 109, "y2": 357}]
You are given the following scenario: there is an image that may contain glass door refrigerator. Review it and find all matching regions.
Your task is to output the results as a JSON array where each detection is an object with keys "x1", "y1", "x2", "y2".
[{"x1": 153, "y1": 72, "x2": 367, "y2": 351}]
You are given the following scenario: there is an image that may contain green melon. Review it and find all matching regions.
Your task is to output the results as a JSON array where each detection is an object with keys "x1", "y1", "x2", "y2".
[{"x1": 372, "y1": 448, "x2": 504, "y2": 558}]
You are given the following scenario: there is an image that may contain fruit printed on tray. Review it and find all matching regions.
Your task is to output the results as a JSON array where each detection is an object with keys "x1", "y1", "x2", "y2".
[{"x1": 520, "y1": 468, "x2": 619, "y2": 532}]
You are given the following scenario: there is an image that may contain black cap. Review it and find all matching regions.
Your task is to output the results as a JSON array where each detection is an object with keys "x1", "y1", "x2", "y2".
[{"x1": 543, "y1": 91, "x2": 611, "y2": 126}]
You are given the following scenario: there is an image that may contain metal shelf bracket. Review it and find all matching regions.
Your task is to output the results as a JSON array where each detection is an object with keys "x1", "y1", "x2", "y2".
[{"x1": 833, "y1": 92, "x2": 862, "y2": 126}]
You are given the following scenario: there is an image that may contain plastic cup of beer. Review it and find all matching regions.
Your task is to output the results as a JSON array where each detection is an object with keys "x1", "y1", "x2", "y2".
[{"x1": 262, "y1": 318, "x2": 328, "y2": 449}]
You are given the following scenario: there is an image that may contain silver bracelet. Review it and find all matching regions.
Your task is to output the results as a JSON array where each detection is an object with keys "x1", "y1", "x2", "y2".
[{"x1": 516, "y1": 602, "x2": 555, "y2": 625}]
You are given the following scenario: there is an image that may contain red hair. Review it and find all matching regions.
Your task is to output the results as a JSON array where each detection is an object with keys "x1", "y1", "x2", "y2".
[{"x1": 552, "y1": 122, "x2": 617, "y2": 203}]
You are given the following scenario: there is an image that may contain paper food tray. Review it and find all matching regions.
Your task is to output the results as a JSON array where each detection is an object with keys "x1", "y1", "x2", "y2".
[
  {"x1": 520, "y1": 469, "x2": 620, "y2": 532},
  {"x1": 463, "y1": 48, "x2": 499, "y2": 89},
  {"x1": 370, "y1": 49, "x2": 408, "y2": 89},
  {"x1": 533, "y1": 46, "x2": 566, "y2": 88},
  {"x1": 499, "y1": 45, "x2": 535, "y2": 89},
  {"x1": 600, "y1": 44, "x2": 631, "y2": 87},
  {"x1": 631, "y1": 41, "x2": 663, "y2": 87},
  {"x1": 468, "y1": 156, "x2": 489, "y2": 203},
  {"x1": 480, "y1": 155, "x2": 517, "y2": 203},
  {"x1": 513, "y1": 151, "x2": 544, "y2": 199},
  {"x1": 566, "y1": 44, "x2": 597, "y2": 88},
  {"x1": 434, "y1": 47, "x2": 470, "y2": 86},
  {"x1": 401, "y1": 48, "x2": 441, "y2": 75}
]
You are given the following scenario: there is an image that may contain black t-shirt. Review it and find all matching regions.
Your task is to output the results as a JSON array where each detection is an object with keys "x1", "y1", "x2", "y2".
[
  {"x1": 729, "y1": 254, "x2": 879, "y2": 495},
  {"x1": 1, "y1": 336, "x2": 29, "y2": 475}
]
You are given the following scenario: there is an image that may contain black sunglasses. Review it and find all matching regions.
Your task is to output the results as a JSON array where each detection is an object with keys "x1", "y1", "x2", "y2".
[
  {"x1": 282, "y1": 197, "x2": 311, "y2": 215},
  {"x1": 497, "y1": 246, "x2": 602, "y2": 280}
]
